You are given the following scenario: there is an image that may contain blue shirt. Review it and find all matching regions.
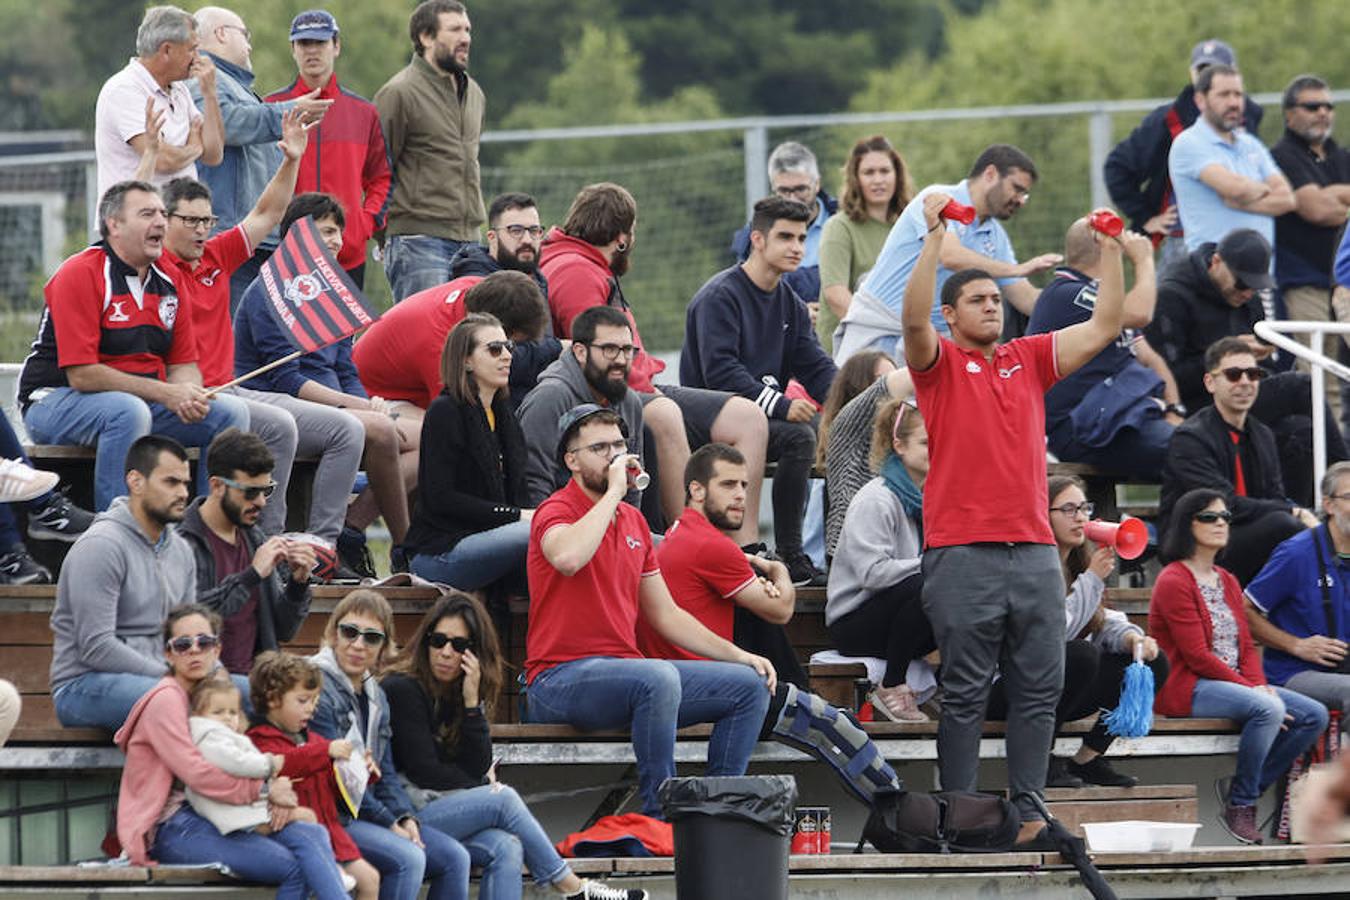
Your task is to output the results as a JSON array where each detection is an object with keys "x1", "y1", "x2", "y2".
[
  {"x1": 1168, "y1": 117, "x2": 1281, "y2": 251},
  {"x1": 232, "y1": 277, "x2": 365, "y2": 398},
  {"x1": 1246, "y1": 526, "x2": 1350, "y2": 685},
  {"x1": 859, "y1": 179, "x2": 1018, "y2": 333}
]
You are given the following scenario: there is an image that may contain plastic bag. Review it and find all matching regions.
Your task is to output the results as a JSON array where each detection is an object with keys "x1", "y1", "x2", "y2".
[{"x1": 658, "y1": 775, "x2": 797, "y2": 837}]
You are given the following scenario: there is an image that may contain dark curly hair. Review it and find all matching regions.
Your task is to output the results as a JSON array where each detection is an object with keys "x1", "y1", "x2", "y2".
[{"x1": 249, "y1": 651, "x2": 321, "y2": 721}]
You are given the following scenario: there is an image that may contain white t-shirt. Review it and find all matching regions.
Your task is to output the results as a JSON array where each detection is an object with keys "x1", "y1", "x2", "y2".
[{"x1": 94, "y1": 58, "x2": 203, "y2": 201}]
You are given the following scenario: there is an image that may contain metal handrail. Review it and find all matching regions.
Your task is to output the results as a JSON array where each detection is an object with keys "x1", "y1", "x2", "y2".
[{"x1": 1253, "y1": 320, "x2": 1350, "y2": 500}]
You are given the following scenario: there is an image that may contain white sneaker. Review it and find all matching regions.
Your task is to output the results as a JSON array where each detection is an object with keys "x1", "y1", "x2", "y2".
[
  {"x1": 870, "y1": 684, "x2": 930, "y2": 722},
  {"x1": 340, "y1": 870, "x2": 357, "y2": 893},
  {"x1": 568, "y1": 879, "x2": 650, "y2": 900},
  {"x1": 0, "y1": 458, "x2": 58, "y2": 504}
]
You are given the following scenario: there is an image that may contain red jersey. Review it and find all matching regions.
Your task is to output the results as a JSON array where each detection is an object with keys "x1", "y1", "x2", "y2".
[
  {"x1": 18, "y1": 244, "x2": 197, "y2": 407},
  {"x1": 160, "y1": 226, "x2": 252, "y2": 387},
  {"x1": 351, "y1": 277, "x2": 479, "y2": 406},
  {"x1": 525, "y1": 479, "x2": 659, "y2": 682},
  {"x1": 638, "y1": 508, "x2": 756, "y2": 661},
  {"x1": 247, "y1": 723, "x2": 361, "y2": 861},
  {"x1": 910, "y1": 333, "x2": 1060, "y2": 548}
]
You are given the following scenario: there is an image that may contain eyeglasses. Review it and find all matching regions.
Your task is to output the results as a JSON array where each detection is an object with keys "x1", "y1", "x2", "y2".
[
  {"x1": 218, "y1": 23, "x2": 251, "y2": 41},
  {"x1": 218, "y1": 476, "x2": 276, "y2": 500},
  {"x1": 1216, "y1": 366, "x2": 1267, "y2": 383},
  {"x1": 568, "y1": 439, "x2": 629, "y2": 458},
  {"x1": 1295, "y1": 101, "x2": 1335, "y2": 113},
  {"x1": 166, "y1": 633, "x2": 220, "y2": 654},
  {"x1": 425, "y1": 633, "x2": 472, "y2": 652},
  {"x1": 499, "y1": 224, "x2": 544, "y2": 240},
  {"x1": 1329, "y1": 493, "x2": 1350, "y2": 502},
  {"x1": 587, "y1": 342, "x2": 636, "y2": 361},
  {"x1": 169, "y1": 212, "x2": 219, "y2": 231},
  {"x1": 773, "y1": 183, "x2": 815, "y2": 199},
  {"x1": 337, "y1": 622, "x2": 387, "y2": 646},
  {"x1": 1193, "y1": 510, "x2": 1233, "y2": 524},
  {"x1": 1050, "y1": 501, "x2": 1094, "y2": 518},
  {"x1": 482, "y1": 339, "x2": 515, "y2": 358}
]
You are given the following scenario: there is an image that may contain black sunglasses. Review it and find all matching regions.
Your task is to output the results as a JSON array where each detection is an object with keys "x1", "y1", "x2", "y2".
[
  {"x1": 337, "y1": 622, "x2": 387, "y2": 646},
  {"x1": 1194, "y1": 510, "x2": 1233, "y2": 524},
  {"x1": 218, "y1": 475, "x2": 277, "y2": 500},
  {"x1": 1295, "y1": 101, "x2": 1335, "y2": 113},
  {"x1": 426, "y1": 633, "x2": 473, "y2": 652},
  {"x1": 166, "y1": 633, "x2": 220, "y2": 654},
  {"x1": 483, "y1": 339, "x2": 515, "y2": 358},
  {"x1": 1217, "y1": 366, "x2": 1266, "y2": 383}
]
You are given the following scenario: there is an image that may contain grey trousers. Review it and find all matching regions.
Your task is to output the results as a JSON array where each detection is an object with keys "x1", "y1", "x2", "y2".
[
  {"x1": 1284, "y1": 669, "x2": 1350, "y2": 720},
  {"x1": 922, "y1": 542, "x2": 1065, "y2": 821},
  {"x1": 227, "y1": 387, "x2": 365, "y2": 542}
]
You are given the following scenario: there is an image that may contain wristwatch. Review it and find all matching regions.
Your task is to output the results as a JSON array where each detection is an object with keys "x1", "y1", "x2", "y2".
[{"x1": 1164, "y1": 402, "x2": 1187, "y2": 418}]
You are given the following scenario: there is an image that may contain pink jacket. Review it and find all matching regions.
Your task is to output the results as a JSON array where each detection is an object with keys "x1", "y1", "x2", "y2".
[{"x1": 113, "y1": 677, "x2": 262, "y2": 864}]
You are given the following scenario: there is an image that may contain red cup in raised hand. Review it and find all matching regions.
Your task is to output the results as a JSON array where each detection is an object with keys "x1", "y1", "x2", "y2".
[
  {"x1": 939, "y1": 199, "x2": 977, "y2": 225},
  {"x1": 1087, "y1": 210, "x2": 1124, "y2": 237}
]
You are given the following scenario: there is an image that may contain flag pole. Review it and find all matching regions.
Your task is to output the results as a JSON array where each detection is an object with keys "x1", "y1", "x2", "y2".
[{"x1": 204, "y1": 350, "x2": 304, "y2": 398}]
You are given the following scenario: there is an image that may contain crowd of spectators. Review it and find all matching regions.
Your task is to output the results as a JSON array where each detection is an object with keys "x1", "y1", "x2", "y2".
[{"x1": 10, "y1": 7, "x2": 1350, "y2": 882}]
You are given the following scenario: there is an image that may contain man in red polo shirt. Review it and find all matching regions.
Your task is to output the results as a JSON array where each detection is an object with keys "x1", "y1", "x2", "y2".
[
  {"x1": 637, "y1": 442, "x2": 902, "y2": 807},
  {"x1": 522, "y1": 404, "x2": 774, "y2": 818},
  {"x1": 901, "y1": 193, "x2": 1128, "y2": 842},
  {"x1": 158, "y1": 110, "x2": 363, "y2": 547}
]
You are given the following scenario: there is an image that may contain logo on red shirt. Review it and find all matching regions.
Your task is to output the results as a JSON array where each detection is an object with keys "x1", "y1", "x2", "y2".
[
  {"x1": 625, "y1": 534, "x2": 642, "y2": 550},
  {"x1": 107, "y1": 300, "x2": 131, "y2": 323},
  {"x1": 998, "y1": 364, "x2": 1023, "y2": 379},
  {"x1": 157, "y1": 294, "x2": 178, "y2": 330}
]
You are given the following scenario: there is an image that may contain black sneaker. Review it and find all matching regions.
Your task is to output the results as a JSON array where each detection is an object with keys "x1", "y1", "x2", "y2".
[
  {"x1": 740, "y1": 541, "x2": 773, "y2": 558},
  {"x1": 782, "y1": 551, "x2": 826, "y2": 587},
  {"x1": 330, "y1": 561, "x2": 367, "y2": 584},
  {"x1": 1068, "y1": 755, "x2": 1139, "y2": 788},
  {"x1": 26, "y1": 491, "x2": 94, "y2": 543},
  {"x1": 337, "y1": 526, "x2": 376, "y2": 580},
  {"x1": 0, "y1": 548, "x2": 52, "y2": 585},
  {"x1": 1046, "y1": 755, "x2": 1085, "y2": 789},
  {"x1": 389, "y1": 544, "x2": 409, "y2": 574}
]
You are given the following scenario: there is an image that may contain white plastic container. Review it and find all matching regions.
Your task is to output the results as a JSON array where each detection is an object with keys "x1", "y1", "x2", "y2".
[{"x1": 1082, "y1": 820, "x2": 1202, "y2": 853}]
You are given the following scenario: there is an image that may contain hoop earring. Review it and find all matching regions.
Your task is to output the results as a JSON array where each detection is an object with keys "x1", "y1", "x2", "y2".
[{"x1": 616, "y1": 241, "x2": 628, "y2": 252}]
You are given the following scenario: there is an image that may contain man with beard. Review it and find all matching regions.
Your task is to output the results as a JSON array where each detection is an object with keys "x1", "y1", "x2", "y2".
[
  {"x1": 375, "y1": 0, "x2": 485, "y2": 301},
  {"x1": 353, "y1": 193, "x2": 556, "y2": 413},
  {"x1": 834, "y1": 144, "x2": 1062, "y2": 362},
  {"x1": 48, "y1": 437, "x2": 201, "y2": 730},
  {"x1": 522, "y1": 406, "x2": 774, "y2": 819},
  {"x1": 1169, "y1": 64, "x2": 1294, "y2": 255},
  {"x1": 636, "y1": 443, "x2": 905, "y2": 808},
  {"x1": 517, "y1": 306, "x2": 647, "y2": 507},
  {"x1": 178, "y1": 429, "x2": 315, "y2": 676}
]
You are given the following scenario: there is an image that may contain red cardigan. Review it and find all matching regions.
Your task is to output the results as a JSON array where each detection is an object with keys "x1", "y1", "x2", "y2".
[
  {"x1": 1149, "y1": 560, "x2": 1265, "y2": 717},
  {"x1": 247, "y1": 722, "x2": 360, "y2": 861}
]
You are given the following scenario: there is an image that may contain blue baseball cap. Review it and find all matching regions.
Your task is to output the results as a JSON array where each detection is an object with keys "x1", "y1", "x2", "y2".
[
  {"x1": 290, "y1": 10, "x2": 339, "y2": 42},
  {"x1": 555, "y1": 404, "x2": 628, "y2": 467}
]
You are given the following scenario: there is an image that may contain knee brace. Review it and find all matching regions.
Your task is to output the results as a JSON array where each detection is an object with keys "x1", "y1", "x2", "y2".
[{"x1": 769, "y1": 682, "x2": 901, "y2": 807}]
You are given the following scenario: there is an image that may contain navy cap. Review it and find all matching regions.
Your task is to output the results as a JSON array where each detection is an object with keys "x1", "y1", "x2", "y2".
[
  {"x1": 1216, "y1": 229, "x2": 1274, "y2": 291},
  {"x1": 1190, "y1": 39, "x2": 1236, "y2": 69},
  {"x1": 555, "y1": 404, "x2": 628, "y2": 467},
  {"x1": 290, "y1": 9, "x2": 339, "y2": 42}
]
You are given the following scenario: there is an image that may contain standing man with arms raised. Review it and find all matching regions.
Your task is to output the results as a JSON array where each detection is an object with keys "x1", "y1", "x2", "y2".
[
  {"x1": 375, "y1": 0, "x2": 484, "y2": 302},
  {"x1": 902, "y1": 193, "x2": 1128, "y2": 841}
]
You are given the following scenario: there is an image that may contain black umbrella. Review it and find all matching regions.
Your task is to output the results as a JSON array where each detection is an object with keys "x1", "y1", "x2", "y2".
[{"x1": 1020, "y1": 792, "x2": 1119, "y2": 900}]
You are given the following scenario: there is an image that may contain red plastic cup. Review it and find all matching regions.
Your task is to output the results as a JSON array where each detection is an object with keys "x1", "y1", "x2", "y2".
[
  {"x1": 939, "y1": 199, "x2": 976, "y2": 225},
  {"x1": 1087, "y1": 210, "x2": 1124, "y2": 237}
]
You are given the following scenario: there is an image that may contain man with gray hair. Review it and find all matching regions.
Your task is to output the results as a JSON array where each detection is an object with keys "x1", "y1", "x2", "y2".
[
  {"x1": 730, "y1": 141, "x2": 837, "y2": 304},
  {"x1": 1246, "y1": 460, "x2": 1350, "y2": 724},
  {"x1": 192, "y1": 6, "x2": 332, "y2": 311},
  {"x1": 95, "y1": 6, "x2": 223, "y2": 201}
]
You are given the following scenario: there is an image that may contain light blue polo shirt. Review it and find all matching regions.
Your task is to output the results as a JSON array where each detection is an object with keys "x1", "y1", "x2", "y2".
[
  {"x1": 1169, "y1": 117, "x2": 1281, "y2": 251},
  {"x1": 858, "y1": 180, "x2": 1018, "y2": 333},
  {"x1": 802, "y1": 198, "x2": 830, "y2": 270}
]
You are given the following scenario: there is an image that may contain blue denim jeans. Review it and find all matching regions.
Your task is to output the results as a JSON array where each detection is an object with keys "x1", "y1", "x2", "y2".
[
  {"x1": 153, "y1": 806, "x2": 350, "y2": 900},
  {"x1": 417, "y1": 785, "x2": 568, "y2": 900},
  {"x1": 1191, "y1": 678, "x2": 1329, "y2": 806},
  {"x1": 410, "y1": 521, "x2": 530, "y2": 591},
  {"x1": 384, "y1": 235, "x2": 470, "y2": 302},
  {"x1": 524, "y1": 657, "x2": 771, "y2": 816},
  {"x1": 24, "y1": 387, "x2": 250, "y2": 510},
  {"x1": 347, "y1": 817, "x2": 470, "y2": 900},
  {"x1": 54, "y1": 671, "x2": 252, "y2": 731}
]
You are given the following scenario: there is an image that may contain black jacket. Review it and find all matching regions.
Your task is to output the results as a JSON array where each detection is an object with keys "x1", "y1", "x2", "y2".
[
  {"x1": 1160, "y1": 405, "x2": 1290, "y2": 536},
  {"x1": 729, "y1": 188, "x2": 838, "y2": 302},
  {"x1": 1105, "y1": 85, "x2": 1264, "y2": 234},
  {"x1": 382, "y1": 672, "x2": 491, "y2": 792},
  {"x1": 177, "y1": 498, "x2": 312, "y2": 655},
  {"x1": 1145, "y1": 245, "x2": 1266, "y2": 414},
  {"x1": 405, "y1": 390, "x2": 528, "y2": 557}
]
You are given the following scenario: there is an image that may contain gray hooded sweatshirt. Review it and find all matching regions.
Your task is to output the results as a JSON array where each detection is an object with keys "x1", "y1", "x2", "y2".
[
  {"x1": 49, "y1": 498, "x2": 197, "y2": 690},
  {"x1": 515, "y1": 351, "x2": 646, "y2": 506}
]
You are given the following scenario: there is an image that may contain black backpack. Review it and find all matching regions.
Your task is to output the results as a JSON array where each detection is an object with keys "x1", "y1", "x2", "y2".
[{"x1": 858, "y1": 788, "x2": 1020, "y2": 854}]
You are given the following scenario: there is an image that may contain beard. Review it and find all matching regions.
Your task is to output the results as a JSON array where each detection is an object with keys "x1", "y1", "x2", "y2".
[
  {"x1": 584, "y1": 356, "x2": 630, "y2": 404},
  {"x1": 580, "y1": 466, "x2": 612, "y2": 494},
  {"x1": 145, "y1": 497, "x2": 186, "y2": 527},
  {"x1": 221, "y1": 490, "x2": 260, "y2": 529},
  {"x1": 496, "y1": 245, "x2": 538, "y2": 275},
  {"x1": 609, "y1": 243, "x2": 632, "y2": 277},
  {"x1": 704, "y1": 502, "x2": 743, "y2": 533},
  {"x1": 433, "y1": 45, "x2": 466, "y2": 75}
]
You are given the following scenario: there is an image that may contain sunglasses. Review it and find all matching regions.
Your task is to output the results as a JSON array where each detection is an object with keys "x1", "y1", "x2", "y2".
[
  {"x1": 426, "y1": 633, "x2": 473, "y2": 652},
  {"x1": 337, "y1": 622, "x2": 387, "y2": 646},
  {"x1": 166, "y1": 633, "x2": 220, "y2": 654},
  {"x1": 1193, "y1": 510, "x2": 1233, "y2": 524},
  {"x1": 1295, "y1": 101, "x2": 1335, "y2": 113},
  {"x1": 1216, "y1": 366, "x2": 1266, "y2": 383},
  {"x1": 483, "y1": 340, "x2": 515, "y2": 358},
  {"x1": 218, "y1": 476, "x2": 277, "y2": 500}
]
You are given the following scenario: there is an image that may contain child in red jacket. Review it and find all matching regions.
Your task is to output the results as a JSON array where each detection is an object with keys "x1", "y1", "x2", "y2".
[{"x1": 248, "y1": 651, "x2": 379, "y2": 899}]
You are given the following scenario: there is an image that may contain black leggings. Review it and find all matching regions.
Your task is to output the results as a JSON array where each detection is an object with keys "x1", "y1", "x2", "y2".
[{"x1": 826, "y1": 573, "x2": 934, "y2": 688}]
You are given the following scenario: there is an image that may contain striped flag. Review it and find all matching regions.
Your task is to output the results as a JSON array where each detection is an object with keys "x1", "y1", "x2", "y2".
[{"x1": 257, "y1": 216, "x2": 379, "y2": 353}]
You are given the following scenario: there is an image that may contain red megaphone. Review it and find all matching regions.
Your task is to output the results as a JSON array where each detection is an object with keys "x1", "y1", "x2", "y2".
[{"x1": 1083, "y1": 517, "x2": 1148, "y2": 560}]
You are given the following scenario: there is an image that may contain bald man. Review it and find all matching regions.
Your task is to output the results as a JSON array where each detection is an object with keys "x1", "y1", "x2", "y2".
[{"x1": 1026, "y1": 217, "x2": 1182, "y2": 478}]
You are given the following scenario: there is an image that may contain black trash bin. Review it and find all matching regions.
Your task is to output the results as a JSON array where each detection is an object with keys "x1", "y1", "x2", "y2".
[{"x1": 659, "y1": 775, "x2": 796, "y2": 900}]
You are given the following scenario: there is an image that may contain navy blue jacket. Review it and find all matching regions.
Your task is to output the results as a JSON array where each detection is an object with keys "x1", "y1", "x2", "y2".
[
  {"x1": 730, "y1": 189, "x2": 837, "y2": 302},
  {"x1": 233, "y1": 277, "x2": 363, "y2": 397}
]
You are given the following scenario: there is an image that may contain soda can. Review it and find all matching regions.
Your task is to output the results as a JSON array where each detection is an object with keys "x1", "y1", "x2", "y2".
[
  {"x1": 791, "y1": 807, "x2": 818, "y2": 854},
  {"x1": 815, "y1": 807, "x2": 831, "y2": 854}
]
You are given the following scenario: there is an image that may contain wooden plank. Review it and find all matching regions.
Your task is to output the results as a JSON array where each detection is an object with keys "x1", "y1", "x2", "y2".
[
  {"x1": 1044, "y1": 796, "x2": 1198, "y2": 834},
  {"x1": 0, "y1": 865, "x2": 149, "y2": 883},
  {"x1": 1089, "y1": 843, "x2": 1350, "y2": 866},
  {"x1": 1041, "y1": 784, "x2": 1195, "y2": 801},
  {"x1": 3, "y1": 645, "x2": 52, "y2": 692},
  {"x1": 8, "y1": 695, "x2": 111, "y2": 744},
  {"x1": 0, "y1": 612, "x2": 56, "y2": 643}
]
